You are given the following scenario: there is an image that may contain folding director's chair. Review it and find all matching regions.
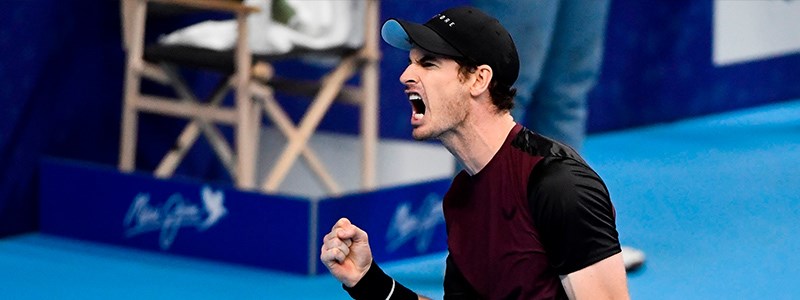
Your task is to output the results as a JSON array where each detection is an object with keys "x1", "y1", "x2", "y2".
[{"x1": 119, "y1": 0, "x2": 380, "y2": 195}]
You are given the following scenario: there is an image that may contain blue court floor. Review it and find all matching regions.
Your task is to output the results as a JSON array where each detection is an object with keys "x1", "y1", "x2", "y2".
[{"x1": 1, "y1": 99, "x2": 799, "y2": 299}]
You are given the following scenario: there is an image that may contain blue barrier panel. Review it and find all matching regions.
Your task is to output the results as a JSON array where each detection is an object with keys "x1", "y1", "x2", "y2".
[
  {"x1": 39, "y1": 158, "x2": 313, "y2": 274},
  {"x1": 316, "y1": 179, "x2": 451, "y2": 274}
]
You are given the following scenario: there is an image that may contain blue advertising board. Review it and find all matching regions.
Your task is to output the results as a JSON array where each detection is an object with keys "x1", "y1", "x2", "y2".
[
  {"x1": 39, "y1": 159, "x2": 454, "y2": 275},
  {"x1": 39, "y1": 158, "x2": 313, "y2": 274}
]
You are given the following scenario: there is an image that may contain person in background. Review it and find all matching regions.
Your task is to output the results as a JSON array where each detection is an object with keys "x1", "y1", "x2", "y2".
[
  {"x1": 472, "y1": 0, "x2": 645, "y2": 271},
  {"x1": 321, "y1": 6, "x2": 630, "y2": 299}
]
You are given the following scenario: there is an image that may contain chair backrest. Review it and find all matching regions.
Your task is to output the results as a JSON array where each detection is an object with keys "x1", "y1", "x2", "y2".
[{"x1": 120, "y1": 0, "x2": 259, "y2": 51}]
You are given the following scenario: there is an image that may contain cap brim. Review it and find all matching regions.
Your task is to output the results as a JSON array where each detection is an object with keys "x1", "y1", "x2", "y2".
[{"x1": 381, "y1": 19, "x2": 463, "y2": 58}]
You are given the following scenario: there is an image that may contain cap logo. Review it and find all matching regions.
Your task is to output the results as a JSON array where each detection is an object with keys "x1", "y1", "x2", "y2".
[{"x1": 434, "y1": 13, "x2": 455, "y2": 27}]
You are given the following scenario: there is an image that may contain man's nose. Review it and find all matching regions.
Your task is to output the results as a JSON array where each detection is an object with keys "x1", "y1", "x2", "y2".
[{"x1": 399, "y1": 65, "x2": 417, "y2": 85}]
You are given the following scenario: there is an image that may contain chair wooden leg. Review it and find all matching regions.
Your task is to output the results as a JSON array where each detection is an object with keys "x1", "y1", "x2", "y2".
[
  {"x1": 250, "y1": 83, "x2": 342, "y2": 195},
  {"x1": 119, "y1": 0, "x2": 147, "y2": 172},
  {"x1": 360, "y1": 0, "x2": 381, "y2": 190},
  {"x1": 234, "y1": 11, "x2": 257, "y2": 190},
  {"x1": 361, "y1": 60, "x2": 379, "y2": 191},
  {"x1": 261, "y1": 57, "x2": 358, "y2": 192},
  {"x1": 119, "y1": 78, "x2": 139, "y2": 172},
  {"x1": 154, "y1": 70, "x2": 235, "y2": 178}
]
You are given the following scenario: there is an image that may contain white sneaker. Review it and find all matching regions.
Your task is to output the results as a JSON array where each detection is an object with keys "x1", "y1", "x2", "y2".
[{"x1": 621, "y1": 246, "x2": 646, "y2": 272}]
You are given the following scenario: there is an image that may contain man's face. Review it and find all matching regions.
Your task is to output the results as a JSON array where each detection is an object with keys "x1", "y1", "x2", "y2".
[{"x1": 400, "y1": 48, "x2": 471, "y2": 141}]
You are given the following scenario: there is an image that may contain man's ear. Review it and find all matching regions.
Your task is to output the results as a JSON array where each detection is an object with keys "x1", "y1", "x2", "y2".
[{"x1": 469, "y1": 65, "x2": 493, "y2": 97}]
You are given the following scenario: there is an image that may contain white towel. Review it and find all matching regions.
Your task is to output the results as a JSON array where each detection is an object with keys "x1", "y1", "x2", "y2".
[{"x1": 159, "y1": 0, "x2": 365, "y2": 56}]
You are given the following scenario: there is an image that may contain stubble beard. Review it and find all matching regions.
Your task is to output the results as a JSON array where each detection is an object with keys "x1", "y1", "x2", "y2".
[
  {"x1": 411, "y1": 126, "x2": 436, "y2": 141},
  {"x1": 411, "y1": 101, "x2": 468, "y2": 142}
]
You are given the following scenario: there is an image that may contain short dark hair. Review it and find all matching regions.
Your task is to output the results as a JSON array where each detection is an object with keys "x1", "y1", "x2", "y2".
[{"x1": 453, "y1": 57, "x2": 516, "y2": 112}]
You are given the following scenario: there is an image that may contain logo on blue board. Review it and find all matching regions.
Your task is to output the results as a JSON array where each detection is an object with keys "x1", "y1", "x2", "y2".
[
  {"x1": 386, "y1": 193, "x2": 444, "y2": 253},
  {"x1": 123, "y1": 185, "x2": 227, "y2": 249}
]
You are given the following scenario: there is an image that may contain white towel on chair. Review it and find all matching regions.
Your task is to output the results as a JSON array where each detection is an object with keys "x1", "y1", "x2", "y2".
[{"x1": 159, "y1": 0, "x2": 365, "y2": 55}]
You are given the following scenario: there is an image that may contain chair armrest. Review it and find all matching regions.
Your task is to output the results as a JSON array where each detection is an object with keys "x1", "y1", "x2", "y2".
[{"x1": 148, "y1": 0, "x2": 259, "y2": 14}]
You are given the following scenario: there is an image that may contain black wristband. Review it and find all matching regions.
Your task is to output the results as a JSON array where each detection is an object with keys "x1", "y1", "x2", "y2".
[
  {"x1": 343, "y1": 261, "x2": 417, "y2": 300},
  {"x1": 343, "y1": 261, "x2": 393, "y2": 299}
]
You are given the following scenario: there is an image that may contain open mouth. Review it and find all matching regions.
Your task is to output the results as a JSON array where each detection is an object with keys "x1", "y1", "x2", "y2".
[{"x1": 409, "y1": 93, "x2": 426, "y2": 119}]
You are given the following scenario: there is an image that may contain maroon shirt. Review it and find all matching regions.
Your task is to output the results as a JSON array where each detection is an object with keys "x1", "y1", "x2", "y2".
[{"x1": 443, "y1": 124, "x2": 620, "y2": 299}]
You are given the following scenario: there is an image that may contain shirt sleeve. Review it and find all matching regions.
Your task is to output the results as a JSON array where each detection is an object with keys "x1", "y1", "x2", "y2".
[{"x1": 527, "y1": 156, "x2": 621, "y2": 275}]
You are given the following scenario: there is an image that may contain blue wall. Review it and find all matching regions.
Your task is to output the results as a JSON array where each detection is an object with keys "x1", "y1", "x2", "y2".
[
  {"x1": 1, "y1": 0, "x2": 799, "y2": 237},
  {"x1": 591, "y1": 0, "x2": 800, "y2": 132}
]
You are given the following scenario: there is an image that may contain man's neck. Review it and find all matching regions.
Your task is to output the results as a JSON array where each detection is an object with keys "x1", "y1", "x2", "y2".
[{"x1": 442, "y1": 113, "x2": 516, "y2": 176}]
